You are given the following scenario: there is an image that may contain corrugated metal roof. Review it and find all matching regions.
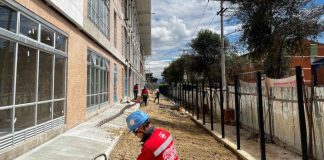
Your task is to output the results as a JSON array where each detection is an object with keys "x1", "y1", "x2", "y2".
[{"x1": 136, "y1": 0, "x2": 151, "y2": 56}]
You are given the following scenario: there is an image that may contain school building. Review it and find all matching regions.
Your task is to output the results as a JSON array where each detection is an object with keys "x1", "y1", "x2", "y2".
[{"x1": 0, "y1": 0, "x2": 151, "y2": 157}]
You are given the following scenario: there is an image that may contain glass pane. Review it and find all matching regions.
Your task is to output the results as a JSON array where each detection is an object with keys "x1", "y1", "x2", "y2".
[
  {"x1": 87, "y1": 96, "x2": 90, "y2": 108},
  {"x1": 96, "y1": 95, "x2": 100, "y2": 105},
  {"x1": 53, "y1": 100, "x2": 64, "y2": 119},
  {"x1": 41, "y1": 26, "x2": 54, "y2": 46},
  {"x1": 16, "y1": 44, "x2": 37, "y2": 104},
  {"x1": 55, "y1": 32, "x2": 66, "y2": 52},
  {"x1": 0, "y1": 109, "x2": 12, "y2": 137},
  {"x1": 38, "y1": 52, "x2": 53, "y2": 101},
  {"x1": 91, "y1": 67, "x2": 96, "y2": 94},
  {"x1": 101, "y1": 70, "x2": 104, "y2": 93},
  {"x1": 87, "y1": 65, "x2": 91, "y2": 95},
  {"x1": 37, "y1": 103, "x2": 52, "y2": 124},
  {"x1": 0, "y1": 38, "x2": 15, "y2": 107},
  {"x1": 0, "y1": 3, "x2": 17, "y2": 33},
  {"x1": 91, "y1": 95, "x2": 95, "y2": 106},
  {"x1": 87, "y1": 52, "x2": 91, "y2": 63},
  {"x1": 54, "y1": 55, "x2": 65, "y2": 99},
  {"x1": 15, "y1": 105, "x2": 35, "y2": 131},
  {"x1": 20, "y1": 15, "x2": 38, "y2": 40},
  {"x1": 96, "y1": 68, "x2": 100, "y2": 93}
]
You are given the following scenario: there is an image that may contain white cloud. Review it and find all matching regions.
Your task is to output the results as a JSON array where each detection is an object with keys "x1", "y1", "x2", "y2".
[
  {"x1": 145, "y1": 60, "x2": 172, "y2": 79},
  {"x1": 148, "y1": 0, "x2": 241, "y2": 78}
]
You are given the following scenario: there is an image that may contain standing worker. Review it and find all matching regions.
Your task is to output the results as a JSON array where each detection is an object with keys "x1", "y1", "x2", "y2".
[
  {"x1": 141, "y1": 86, "x2": 149, "y2": 106},
  {"x1": 126, "y1": 111, "x2": 179, "y2": 160},
  {"x1": 154, "y1": 88, "x2": 160, "y2": 104},
  {"x1": 133, "y1": 84, "x2": 139, "y2": 100}
]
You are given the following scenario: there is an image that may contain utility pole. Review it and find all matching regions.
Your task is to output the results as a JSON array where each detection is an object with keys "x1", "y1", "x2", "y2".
[{"x1": 214, "y1": 0, "x2": 227, "y2": 108}]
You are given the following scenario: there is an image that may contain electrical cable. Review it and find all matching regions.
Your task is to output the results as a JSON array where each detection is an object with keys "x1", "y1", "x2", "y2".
[{"x1": 192, "y1": 1, "x2": 210, "y2": 37}]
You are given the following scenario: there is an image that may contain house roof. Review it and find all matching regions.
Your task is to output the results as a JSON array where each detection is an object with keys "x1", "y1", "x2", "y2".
[{"x1": 313, "y1": 58, "x2": 324, "y2": 66}]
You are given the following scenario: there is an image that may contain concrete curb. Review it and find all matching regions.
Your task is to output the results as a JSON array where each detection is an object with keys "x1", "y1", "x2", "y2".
[{"x1": 188, "y1": 113, "x2": 255, "y2": 160}]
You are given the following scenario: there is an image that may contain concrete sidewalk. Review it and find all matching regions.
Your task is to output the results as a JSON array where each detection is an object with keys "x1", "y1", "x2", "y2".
[{"x1": 15, "y1": 103, "x2": 140, "y2": 160}]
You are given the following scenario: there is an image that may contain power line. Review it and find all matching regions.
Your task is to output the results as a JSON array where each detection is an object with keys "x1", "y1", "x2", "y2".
[
  {"x1": 192, "y1": 1, "x2": 210, "y2": 37},
  {"x1": 207, "y1": 2, "x2": 218, "y2": 29}
]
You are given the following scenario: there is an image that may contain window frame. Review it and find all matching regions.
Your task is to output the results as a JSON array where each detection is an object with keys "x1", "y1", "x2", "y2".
[{"x1": 87, "y1": 49, "x2": 110, "y2": 109}]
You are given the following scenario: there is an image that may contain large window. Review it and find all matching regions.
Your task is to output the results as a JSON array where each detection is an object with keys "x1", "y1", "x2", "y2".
[
  {"x1": 88, "y1": 0, "x2": 109, "y2": 37},
  {"x1": 20, "y1": 15, "x2": 38, "y2": 40},
  {"x1": 16, "y1": 44, "x2": 37, "y2": 104},
  {"x1": 114, "y1": 11, "x2": 117, "y2": 47},
  {"x1": 0, "y1": 38, "x2": 15, "y2": 107},
  {"x1": 0, "y1": 3, "x2": 17, "y2": 33},
  {"x1": 0, "y1": 3, "x2": 67, "y2": 142},
  {"x1": 41, "y1": 26, "x2": 54, "y2": 46},
  {"x1": 55, "y1": 32, "x2": 66, "y2": 52},
  {"x1": 54, "y1": 55, "x2": 66, "y2": 99},
  {"x1": 114, "y1": 64, "x2": 117, "y2": 102},
  {"x1": 87, "y1": 50, "x2": 109, "y2": 108},
  {"x1": 38, "y1": 51, "x2": 53, "y2": 101}
]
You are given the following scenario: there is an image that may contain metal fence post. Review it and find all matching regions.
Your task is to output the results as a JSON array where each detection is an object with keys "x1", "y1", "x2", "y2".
[
  {"x1": 186, "y1": 81, "x2": 189, "y2": 111},
  {"x1": 202, "y1": 80, "x2": 206, "y2": 125},
  {"x1": 220, "y1": 78, "x2": 225, "y2": 138},
  {"x1": 210, "y1": 82, "x2": 214, "y2": 131},
  {"x1": 234, "y1": 75, "x2": 240, "y2": 150},
  {"x1": 196, "y1": 81, "x2": 199, "y2": 120},
  {"x1": 295, "y1": 66, "x2": 308, "y2": 160},
  {"x1": 178, "y1": 83, "x2": 180, "y2": 108},
  {"x1": 179, "y1": 82, "x2": 182, "y2": 107},
  {"x1": 192, "y1": 81, "x2": 194, "y2": 116},
  {"x1": 257, "y1": 72, "x2": 266, "y2": 160}
]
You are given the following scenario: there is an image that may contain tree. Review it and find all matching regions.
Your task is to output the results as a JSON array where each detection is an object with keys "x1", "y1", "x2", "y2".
[
  {"x1": 225, "y1": 53, "x2": 249, "y2": 83},
  {"x1": 162, "y1": 56, "x2": 186, "y2": 84},
  {"x1": 230, "y1": 1, "x2": 323, "y2": 156},
  {"x1": 145, "y1": 73, "x2": 158, "y2": 83},
  {"x1": 231, "y1": 0, "x2": 324, "y2": 78},
  {"x1": 189, "y1": 29, "x2": 228, "y2": 83}
]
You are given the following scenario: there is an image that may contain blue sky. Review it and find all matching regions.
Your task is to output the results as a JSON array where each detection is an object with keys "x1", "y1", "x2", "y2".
[{"x1": 146, "y1": 0, "x2": 324, "y2": 79}]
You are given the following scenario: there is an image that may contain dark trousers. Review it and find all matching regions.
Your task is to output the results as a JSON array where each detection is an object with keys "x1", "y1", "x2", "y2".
[
  {"x1": 154, "y1": 96, "x2": 159, "y2": 104},
  {"x1": 142, "y1": 95, "x2": 148, "y2": 106},
  {"x1": 133, "y1": 91, "x2": 138, "y2": 99}
]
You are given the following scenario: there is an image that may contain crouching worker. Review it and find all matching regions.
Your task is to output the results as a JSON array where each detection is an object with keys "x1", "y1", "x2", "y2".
[{"x1": 126, "y1": 111, "x2": 179, "y2": 160}]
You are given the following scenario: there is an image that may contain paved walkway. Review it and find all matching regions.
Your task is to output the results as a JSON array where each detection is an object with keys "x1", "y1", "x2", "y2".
[
  {"x1": 15, "y1": 103, "x2": 139, "y2": 160},
  {"x1": 190, "y1": 114, "x2": 302, "y2": 160}
]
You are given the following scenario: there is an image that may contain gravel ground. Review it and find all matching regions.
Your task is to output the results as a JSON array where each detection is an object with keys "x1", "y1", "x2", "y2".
[{"x1": 109, "y1": 94, "x2": 237, "y2": 160}]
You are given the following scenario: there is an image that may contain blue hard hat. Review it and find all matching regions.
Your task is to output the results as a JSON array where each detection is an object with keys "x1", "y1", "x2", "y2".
[{"x1": 126, "y1": 111, "x2": 149, "y2": 132}]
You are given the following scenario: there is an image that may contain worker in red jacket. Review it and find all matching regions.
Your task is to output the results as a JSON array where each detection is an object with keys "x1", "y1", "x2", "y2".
[
  {"x1": 126, "y1": 111, "x2": 179, "y2": 160},
  {"x1": 141, "y1": 86, "x2": 149, "y2": 106}
]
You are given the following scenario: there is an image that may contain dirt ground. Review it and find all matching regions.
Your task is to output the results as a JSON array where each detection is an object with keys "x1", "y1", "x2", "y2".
[{"x1": 109, "y1": 93, "x2": 237, "y2": 160}]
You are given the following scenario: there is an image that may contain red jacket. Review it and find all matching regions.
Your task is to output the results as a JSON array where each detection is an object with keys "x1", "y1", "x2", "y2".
[
  {"x1": 142, "y1": 89, "x2": 149, "y2": 96},
  {"x1": 137, "y1": 128, "x2": 179, "y2": 160}
]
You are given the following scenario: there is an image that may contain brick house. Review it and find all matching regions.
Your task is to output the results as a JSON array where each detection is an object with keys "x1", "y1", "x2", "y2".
[{"x1": 241, "y1": 41, "x2": 324, "y2": 85}]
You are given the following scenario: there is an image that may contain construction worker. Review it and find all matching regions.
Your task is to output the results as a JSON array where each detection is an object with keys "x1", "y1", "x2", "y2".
[
  {"x1": 126, "y1": 111, "x2": 179, "y2": 160},
  {"x1": 133, "y1": 84, "x2": 139, "y2": 100},
  {"x1": 154, "y1": 88, "x2": 160, "y2": 104},
  {"x1": 141, "y1": 86, "x2": 149, "y2": 106}
]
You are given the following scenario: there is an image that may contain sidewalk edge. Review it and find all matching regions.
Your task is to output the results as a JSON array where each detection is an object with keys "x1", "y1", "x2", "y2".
[{"x1": 189, "y1": 114, "x2": 255, "y2": 160}]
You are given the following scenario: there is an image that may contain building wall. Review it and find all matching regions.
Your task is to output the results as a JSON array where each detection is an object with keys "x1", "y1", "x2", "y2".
[
  {"x1": 0, "y1": 0, "x2": 150, "y2": 156},
  {"x1": 9, "y1": 0, "x2": 147, "y2": 127}
]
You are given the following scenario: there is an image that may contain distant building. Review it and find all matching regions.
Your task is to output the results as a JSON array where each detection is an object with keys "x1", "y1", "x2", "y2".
[
  {"x1": 0, "y1": 0, "x2": 151, "y2": 158},
  {"x1": 241, "y1": 41, "x2": 324, "y2": 85}
]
